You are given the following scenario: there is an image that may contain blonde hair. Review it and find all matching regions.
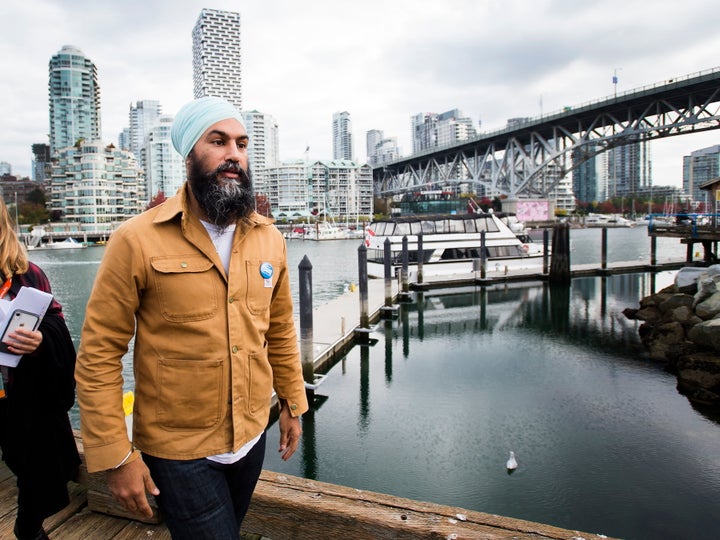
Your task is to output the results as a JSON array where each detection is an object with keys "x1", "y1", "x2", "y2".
[{"x1": 0, "y1": 199, "x2": 28, "y2": 279}]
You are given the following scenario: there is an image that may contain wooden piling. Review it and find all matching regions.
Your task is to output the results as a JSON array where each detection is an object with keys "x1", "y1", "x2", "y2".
[
  {"x1": 298, "y1": 255, "x2": 315, "y2": 392},
  {"x1": 549, "y1": 223, "x2": 571, "y2": 284}
]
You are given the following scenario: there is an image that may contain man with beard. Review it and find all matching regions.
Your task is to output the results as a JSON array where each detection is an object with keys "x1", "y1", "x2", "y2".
[{"x1": 75, "y1": 96, "x2": 309, "y2": 539}]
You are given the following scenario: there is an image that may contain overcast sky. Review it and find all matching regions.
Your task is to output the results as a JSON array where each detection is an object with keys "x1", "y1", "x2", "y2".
[{"x1": 2, "y1": 0, "x2": 719, "y2": 187}]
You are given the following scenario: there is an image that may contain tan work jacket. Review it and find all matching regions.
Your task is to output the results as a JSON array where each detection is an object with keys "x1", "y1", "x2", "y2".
[{"x1": 76, "y1": 185, "x2": 309, "y2": 473}]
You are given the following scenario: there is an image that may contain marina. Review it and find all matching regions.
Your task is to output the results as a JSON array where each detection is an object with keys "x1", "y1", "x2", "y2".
[{"x1": 3, "y1": 226, "x2": 719, "y2": 539}]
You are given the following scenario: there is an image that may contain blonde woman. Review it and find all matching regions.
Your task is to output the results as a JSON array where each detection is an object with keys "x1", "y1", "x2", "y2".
[{"x1": 0, "y1": 200, "x2": 79, "y2": 540}]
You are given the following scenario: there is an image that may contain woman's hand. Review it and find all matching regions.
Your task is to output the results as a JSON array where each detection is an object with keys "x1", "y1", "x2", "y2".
[{"x1": 3, "y1": 327, "x2": 42, "y2": 355}]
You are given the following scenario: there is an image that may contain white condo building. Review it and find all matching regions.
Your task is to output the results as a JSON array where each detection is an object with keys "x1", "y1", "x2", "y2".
[
  {"x1": 48, "y1": 45, "x2": 101, "y2": 155},
  {"x1": 129, "y1": 100, "x2": 162, "y2": 166},
  {"x1": 145, "y1": 116, "x2": 186, "y2": 198},
  {"x1": 242, "y1": 110, "x2": 279, "y2": 197},
  {"x1": 49, "y1": 141, "x2": 145, "y2": 231},
  {"x1": 265, "y1": 159, "x2": 372, "y2": 219},
  {"x1": 192, "y1": 9, "x2": 242, "y2": 110},
  {"x1": 332, "y1": 112, "x2": 353, "y2": 161},
  {"x1": 411, "y1": 109, "x2": 477, "y2": 153}
]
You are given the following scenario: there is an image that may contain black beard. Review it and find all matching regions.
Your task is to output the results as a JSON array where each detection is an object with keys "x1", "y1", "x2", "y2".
[{"x1": 188, "y1": 158, "x2": 255, "y2": 230}]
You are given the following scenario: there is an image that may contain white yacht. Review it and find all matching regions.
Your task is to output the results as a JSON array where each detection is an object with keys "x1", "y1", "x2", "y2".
[
  {"x1": 584, "y1": 213, "x2": 636, "y2": 228},
  {"x1": 364, "y1": 212, "x2": 547, "y2": 279}
]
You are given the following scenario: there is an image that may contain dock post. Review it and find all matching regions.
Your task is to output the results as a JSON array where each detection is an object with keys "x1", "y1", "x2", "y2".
[
  {"x1": 480, "y1": 230, "x2": 487, "y2": 280},
  {"x1": 298, "y1": 255, "x2": 315, "y2": 399},
  {"x1": 417, "y1": 233, "x2": 424, "y2": 284},
  {"x1": 384, "y1": 239, "x2": 392, "y2": 307},
  {"x1": 601, "y1": 227, "x2": 608, "y2": 271},
  {"x1": 650, "y1": 235, "x2": 657, "y2": 267},
  {"x1": 549, "y1": 223, "x2": 571, "y2": 284},
  {"x1": 399, "y1": 236, "x2": 411, "y2": 301},
  {"x1": 381, "y1": 239, "x2": 399, "y2": 318},
  {"x1": 542, "y1": 228, "x2": 550, "y2": 274},
  {"x1": 356, "y1": 243, "x2": 371, "y2": 343}
]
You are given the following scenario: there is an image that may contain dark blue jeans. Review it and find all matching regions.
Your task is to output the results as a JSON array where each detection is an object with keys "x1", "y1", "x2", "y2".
[{"x1": 143, "y1": 432, "x2": 266, "y2": 540}]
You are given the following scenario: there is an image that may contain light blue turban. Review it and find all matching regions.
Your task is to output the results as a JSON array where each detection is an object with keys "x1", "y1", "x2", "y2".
[{"x1": 171, "y1": 96, "x2": 246, "y2": 158}]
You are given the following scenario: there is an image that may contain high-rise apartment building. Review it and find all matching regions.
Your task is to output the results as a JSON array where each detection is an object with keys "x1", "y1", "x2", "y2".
[
  {"x1": 683, "y1": 144, "x2": 720, "y2": 204},
  {"x1": 411, "y1": 109, "x2": 476, "y2": 154},
  {"x1": 192, "y1": 9, "x2": 242, "y2": 110},
  {"x1": 332, "y1": 112, "x2": 353, "y2": 160},
  {"x1": 572, "y1": 145, "x2": 609, "y2": 203},
  {"x1": 366, "y1": 129, "x2": 400, "y2": 167},
  {"x1": 48, "y1": 45, "x2": 101, "y2": 155},
  {"x1": 242, "y1": 110, "x2": 279, "y2": 197},
  {"x1": 607, "y1": 137, "x2": 651, "y2": 198},
  {"x1": 31, "y1": 143, "x2": 52, "y2": 182},
  {"x1": 129, "y1": 100, "x2": 162, "y2": 164},
  {"x1": 145, "y1": 116, "x2": 186, "y2": 198}
]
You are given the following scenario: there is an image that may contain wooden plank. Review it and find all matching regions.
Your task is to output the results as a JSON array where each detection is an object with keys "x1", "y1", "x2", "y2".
[
  {"x1": 242, "y1": 470, "x2": 617, "y2": 540},
  {"x1": 86, "y1": 490, "x2": 162, "y2": 525},
  {"x1": 50, "y1": 508, "x2": 128, "y2": 540}
]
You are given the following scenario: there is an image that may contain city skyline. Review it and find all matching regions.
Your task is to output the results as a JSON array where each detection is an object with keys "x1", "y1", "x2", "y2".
[{"x1": 2, "y1": 0, "x2": 720, "y2": 187}]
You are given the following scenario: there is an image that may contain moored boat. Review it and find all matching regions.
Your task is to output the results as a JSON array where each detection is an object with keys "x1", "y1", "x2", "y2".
[{"x1": 364, "y1": 212, "x2": 547, "y2": 279}]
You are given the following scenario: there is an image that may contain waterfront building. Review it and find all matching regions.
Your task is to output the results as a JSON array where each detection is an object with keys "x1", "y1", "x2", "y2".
[
  {"x1": 265, "y1": 159, "x2": 372, "y2": 219},
  {"x1": 128, "y1": 100, "x2": 162, "y2": 168},
  {"x1": 0, "y1": 163, "x2": 10, "y2": 176},
  {"x1": 48, "y1": 45, "x2": 101, "y2": 155},
  {"x1": 411, "y1": 109, "x2": 477, "y2": 153},
  {"x1": 31, "y1": 144, "x2": 52, "y2": 182},
  {"x1": 683, "y1": 144, "x2": 720, "y2": 205},
  {"x1": 366, "y1": 129, "x2": 401, "y2": 167},
  {"x1": 118, "y1": 128, "x2": 130, "y2": 152},
  {"x1": 49, "y1": 141, "x2": 145, "y2": 231},
  {"x1": 242, "y1": 110, "x2": 279, "y2": 198},
  {"x1": 607, "y1": 137, "x2": 651, "y2": 197},
  {"x1": 572, "y1": 145, "x2": 609, "y2": 203},
  {"x1": 332, "y1": 112, "x2": 353, "y2": 161},
  {"x1": 0, "y1": 174, "x2": 43, "y2": 208},
  {"x1": 145, "y1": 116, "x2": 185, "y2": 198},
  {"x1": 192, "y1": 8, "x2": 242, "y2": 110}
]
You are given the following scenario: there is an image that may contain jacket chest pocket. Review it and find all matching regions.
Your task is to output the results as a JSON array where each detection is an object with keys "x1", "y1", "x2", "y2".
[
  {"x1": 151, "y1": 256, "x2": 219, "y2": 322},
  {"x1": 244, "y1": 259, "x2": 280, "y2": 315}
]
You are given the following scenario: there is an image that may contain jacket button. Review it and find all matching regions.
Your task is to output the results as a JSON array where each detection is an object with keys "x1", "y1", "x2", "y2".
[
  {"x1": 180, "y1": 262, "x2": 188, "y2": 268},
  {"x1": 232, "y1": 346, "x2": 238, "y2": 354},
  {"x1": 229, "y1": 297, "x2": 235, "y2": 303},
  {"x1": 290, "y1": 403, "x2": 298, "y2": 411}
]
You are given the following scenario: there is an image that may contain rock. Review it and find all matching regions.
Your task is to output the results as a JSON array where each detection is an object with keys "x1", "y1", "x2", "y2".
[
  {"x1": 688, "y1": 319, "x2": 720, "y2": 351},
  {"x1": 647, "y1": 322, "x2": 687, "y2": 362},
  {"x1": 675, "y1": 266, "x2": 708, "y2": 289},
  {"x1": 676, "y1": 352, "x2": 720, "y2": 405},
  {"x1": 659, "y1": 293, "x2": 694, "y2": 314},
  {"x1": 671, "y1": 305, "x2": 703, "y2": 327},
  {"x1": 695, "y1": 291, "x2": 720, "y2": 320},
  {"x1": 634, "y1": 306, "x2": 663, "y2": 324}
]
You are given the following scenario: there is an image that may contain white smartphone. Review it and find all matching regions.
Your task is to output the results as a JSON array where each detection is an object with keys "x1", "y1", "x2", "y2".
[{"x1": 0, "y1": 309, "x2": 40, "y2": 353}]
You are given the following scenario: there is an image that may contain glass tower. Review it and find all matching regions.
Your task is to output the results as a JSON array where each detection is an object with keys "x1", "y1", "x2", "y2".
[
  {"x1": 48, "y1": 45, "x2": 101, "y2": 155},
  {"x1": 192, "y1": 9, "x2": 242, "y2": 110}
]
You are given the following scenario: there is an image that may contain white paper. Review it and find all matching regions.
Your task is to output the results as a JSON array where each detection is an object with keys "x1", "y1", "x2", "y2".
[{"x1": 0, "y1": 286, "x2": 54, "y2": 367}]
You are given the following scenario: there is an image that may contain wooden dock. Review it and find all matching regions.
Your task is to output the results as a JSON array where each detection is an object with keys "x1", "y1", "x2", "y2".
[{"x1": 0, "y1": 262, "x2": 663, "y2": 540}]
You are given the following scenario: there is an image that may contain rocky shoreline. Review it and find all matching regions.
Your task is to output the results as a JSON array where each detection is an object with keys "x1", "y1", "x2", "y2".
[{"x1": 623, "y1": 265, "x2": 720, "y2": 406}]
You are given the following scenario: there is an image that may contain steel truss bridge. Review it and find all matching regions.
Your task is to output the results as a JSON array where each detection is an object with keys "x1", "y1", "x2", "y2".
[{"x1": 374, "y1": 67, "x2": 720, "y2": 198}]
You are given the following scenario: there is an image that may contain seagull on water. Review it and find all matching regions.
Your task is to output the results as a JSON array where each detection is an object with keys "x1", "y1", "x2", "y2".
[{"x1": 506, "y1": 451, "x2": 518, "y2": 471}]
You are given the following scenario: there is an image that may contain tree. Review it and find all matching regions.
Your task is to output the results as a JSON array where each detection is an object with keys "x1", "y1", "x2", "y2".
[
  {"x1": 146, "y1": 191, "x2": 167, "y2": 211},
  {"x1": 26, "y1": 188, "x2": 46, "y2": 206},
  {"x1": 255, "y1": 194, "x2": 271, "y2": 217}
]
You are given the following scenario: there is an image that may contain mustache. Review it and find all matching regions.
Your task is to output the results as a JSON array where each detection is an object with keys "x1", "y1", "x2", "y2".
[{"x1": 216, "y1": 161, "x2": 247, "y2": 178}]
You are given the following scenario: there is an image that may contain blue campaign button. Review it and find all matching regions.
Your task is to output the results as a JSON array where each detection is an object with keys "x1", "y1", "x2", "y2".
[{"x1": 260, "y1": 262, "x2": 274, "y2": 279}]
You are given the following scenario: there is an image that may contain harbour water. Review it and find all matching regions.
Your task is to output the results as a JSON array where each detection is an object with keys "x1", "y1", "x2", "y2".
[{"x1": 27, "y1": 226, "x2": 720, "y2": 539}]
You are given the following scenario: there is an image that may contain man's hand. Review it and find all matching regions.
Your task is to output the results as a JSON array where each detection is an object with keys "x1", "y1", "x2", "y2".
[
  {"x1": 106, "y1": 456, "x2": 160, "y2": 519},
  {"x1": 278, "y1": 403, "x2": 302, "y2": 461}
]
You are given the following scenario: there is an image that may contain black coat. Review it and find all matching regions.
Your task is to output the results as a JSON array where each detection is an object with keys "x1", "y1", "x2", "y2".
[{"x1": 0, "y1": 263, "x2": 80, "y2": 519}]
